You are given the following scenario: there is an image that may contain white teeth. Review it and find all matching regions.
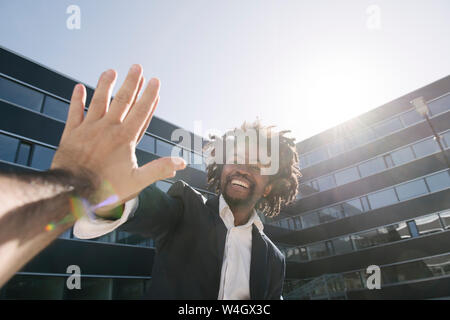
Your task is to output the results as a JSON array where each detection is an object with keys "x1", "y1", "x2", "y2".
[{"x1": 231, "y1": 179, "x2": 249, "y2": 189}]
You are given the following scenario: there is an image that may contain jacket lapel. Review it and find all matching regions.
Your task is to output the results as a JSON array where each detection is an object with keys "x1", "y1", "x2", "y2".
[
  {"x1": 250, "y1": 224, "x2": 269, "y2": 300},
  {"x1": 206, "y1": 195, "x2": 227, "y2": 270}
]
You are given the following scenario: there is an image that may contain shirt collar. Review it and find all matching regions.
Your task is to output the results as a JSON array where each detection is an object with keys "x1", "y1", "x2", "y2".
[{"x1": 219, "y1": 194, "x2": 264, "y2": 232}]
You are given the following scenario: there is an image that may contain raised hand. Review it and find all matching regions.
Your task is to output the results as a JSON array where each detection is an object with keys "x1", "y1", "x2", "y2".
[{"x1": 51, "y1": 65, "x2": 186, "y2": 215}]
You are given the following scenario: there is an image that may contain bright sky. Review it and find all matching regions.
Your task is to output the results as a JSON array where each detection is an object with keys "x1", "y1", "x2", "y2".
[{"x1": 1, "y1": 0, "x2": 449, "y2": 143}]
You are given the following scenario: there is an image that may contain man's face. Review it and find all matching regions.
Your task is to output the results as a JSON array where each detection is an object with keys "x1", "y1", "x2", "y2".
[{"x1": 219, "y1": 153, "x2": 272, "y2": 208}]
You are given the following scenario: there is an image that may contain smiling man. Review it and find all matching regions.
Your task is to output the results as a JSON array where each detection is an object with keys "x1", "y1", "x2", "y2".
[{"x1": 74, "y1": 120, "x2": 301, "y2": 300}]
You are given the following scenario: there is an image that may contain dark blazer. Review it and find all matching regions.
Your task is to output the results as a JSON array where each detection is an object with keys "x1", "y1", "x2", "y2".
[{"x1": 118, "y1": 180, "x2": 285, "y2": 300}]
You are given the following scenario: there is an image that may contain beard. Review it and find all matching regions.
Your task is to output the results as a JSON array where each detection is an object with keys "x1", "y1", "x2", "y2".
[{"x1": 221, "y1": 174, "x2": 256, "y2": 208}]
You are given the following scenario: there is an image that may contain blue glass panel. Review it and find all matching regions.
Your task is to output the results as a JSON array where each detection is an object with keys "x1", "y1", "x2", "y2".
[
  {"x1": 301, "y1": 211, "x2": 320, "y2": 228},
  {"x1": 42, "y1": 96, "x2": 69, "y2": 121},
  {"x1": 156, "y1": 139, "x2": 174, "y2": 157},
  {"x1": 401, "y1": 109, "x2": 423, "y2": 126},
  {"x1": 425, "y1": 171, "x2": 450, "y2": 192},
  {"x1": 137, "y1": 134, "x2": 155, "y2": 153},
  {"x1": 358, "y1": 157, "x2": 386, "y2": 178},
  {"x1": 367, "y1": 188, "x2": 398, "y2": 210},
  {"x1": 391, "y1": 147, "x2": 415, "y2": 166},
  {"x1": 317, "y1": 175, "x2": 336, "y2": 191},
  {"x1": 395, "y1": 179, "x2": 428, "y2": 201},
  {"x1": 412, "y1": 138, "x2": 440, "y2": 158},
  {"x1": 428, "y1": 94, "x2": 450, "y2": 116},
  {"x1": 0, "y1": 134, "x2": 19, "y2": 162},
  {"x1": 373, "y1": 117, "x2": 403, "y2": 136},
  {"x1": 16, "y1": 142, "x2": 31, "y2": 166},
  {"x1": 0, "y1": 76, "x2": 44, "y2": 111},
  {"x1": 342, "y1": 199, "x2": 363, "y2": 217},
  {"x1": 334, "y1": 167, "x2": 360, "y2": 186},
  {"x1": 31, "y1": 145, "x2": 55, "y2": 170}
]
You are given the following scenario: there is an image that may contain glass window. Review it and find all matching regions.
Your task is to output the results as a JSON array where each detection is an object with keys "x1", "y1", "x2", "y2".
[
  {"x1": 383, "y1": 154, "x2": 394, "y2": 168},
  {"x1": 442, "y1": 131, "x2": 450, "y2": 148},
  {"x1": 16, "y1": 142, "x2": 31, "y2": 166},
  {"x1": 30, "y1": 145, "x2": 55, "y2": 170},
  {"x1": 343, "y1": 272, "x2": 363, "y2": 290},
  {"x1": 395, "y1": 179, "x2": 428, "y2": 201},
  {"x1": 352, "y1": 129, "x2": 377, "y2": 147},
  {"x1": 0, "y1": 76, "x2": 44, "y2": 112},
  {"x1": 382, "y1": 260, "x2": 435, "y2": 284},
  {"x1": 342, "y1": 199, "x2": 364, "y2": 217},
  {"x1": 137, "y1": 134, "x2": 155, "y2": 153},
  {"x1": 64, "y1": 277, "x2": 113, "y2": 299},
  {"x1": 2, "y1": 275, "x2": 64, "y2": 299},
  {"x1": 412, "y1": 138, "x2": 440, "y2": 158},
  {"x1": 328, "y1": 138, "x2": 355, "y2": 156},
  {"x1": 423, "y1": 255, "x2": 450, "y2": 277},
  {"x1": 317, "y1": 175, "x2": 336, "y2": 192},
  {"x1": 301, "y1": 211, "x2": 320, "y2": 228},
  {"x1": 302, "y1": 180, "x2": 320, "y2": 195},
  {"x1": 299, "y1": 155, "x2": 308, "y2": 168},
  {"x1": 425, "y1": 171, "x2": 450, "y2": 193},
  {"x1": 440, "y1": 210, "x2": 450, "y2": 229},
  {"x1": 116, "y1": 231, "x2": 152, "y2": 247},
  {"x1": 360, "y1": 196, "x2": 371, "y2": 211},
  {"x1": 291, "y1": 216, "x2": 302, "y2": 230},
  {"x1": 401, "y1": 109, "x2": 423, "y2": 126},
  {"x1": 351, "y1": 229, "x2": 382, "y2": 250},
  {"x1": 0, "y1": 133, "x2": 20, "y2": 162},
  {"x1": 334, "y1": 167, "x2": 360, "y2": 186},
  {"x1": 358, "y1": 157, "x2": 386, "y2": 178},
  {"x1": 391, "y1": 146, "x2": 415, "y2": 166},
  {"x1": 407, "y1": 220, "x2": 420, "y2": 237},
  {"x1": 318, "y1": 205, "x2": 342, "y2": 223},
  {"x1": 428, "y1": 93, "x2": 450, "y2": 116},
  {"x1": 414, "y1": 213, "x2": 443, "y2": 235},
  {"x1": 42, "y1": 96, "x2": 69, "y2": 121},
  {"x1": 373, "y1": 117, "x2": 403, "y2": 136},
  {"x1": 307, "y1": 242, "x2": 329, "y2": 260},
  {"x1": 156, "y1": 139, "x2": 174, "y2": 157},
  {"x1": 378, "y1": 223, "x2": 411, "y2": 242},
  {"x1": 326, "y1": 275, "x2": 345, "y2": 294},
  {"x1": 306, "y1": 147, "x2": 328, "y2": 166},
  {"x1": 367, "y1": 188, "x2": 398, "y2": 210},
  {"x1": 113, "y1": 279, "x2": 146, "y2": 299},
  {"x1": 291, "y1": 247, "x2": 309, "y2": 262},
  {"x1": 332, "y1": 236, "x2": 353, "y2": 255}
]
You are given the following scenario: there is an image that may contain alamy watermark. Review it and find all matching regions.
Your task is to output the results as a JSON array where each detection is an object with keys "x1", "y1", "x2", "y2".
[
  {"x1": 366, "y1": 4, "x2": 381, "y2": 30},
  {"x1": 66, "y1": 5, "x2": 81, "y2": 30},
  {"x1": 366, "y1": 265, "x2": 381, "y2": 290},
  {"x1": 66, "y1": 264, "x2": 81, "y2": 290}
]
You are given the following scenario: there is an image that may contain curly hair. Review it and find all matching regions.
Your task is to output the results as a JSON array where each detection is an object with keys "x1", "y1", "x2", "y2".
[{"x1": 203, "y1": 120, "x2": 301, "y2": 218}]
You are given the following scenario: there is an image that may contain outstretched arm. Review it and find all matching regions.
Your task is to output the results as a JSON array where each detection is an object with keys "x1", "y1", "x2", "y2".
[{"x1": 0, "y1": 65, "x2": 186, "y2": 288}]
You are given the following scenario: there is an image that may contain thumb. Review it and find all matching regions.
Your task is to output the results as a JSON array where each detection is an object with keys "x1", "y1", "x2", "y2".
[{"x1": 135, "y1": 157, "x2": 187, "y2": 189}]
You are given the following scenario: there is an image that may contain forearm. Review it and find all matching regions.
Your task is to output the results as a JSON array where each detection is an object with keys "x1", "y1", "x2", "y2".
[{"x1": 0, "y1": 169, "x2": 96, "y2": 288}]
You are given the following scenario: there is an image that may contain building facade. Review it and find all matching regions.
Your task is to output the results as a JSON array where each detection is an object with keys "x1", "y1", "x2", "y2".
[{"x1": 266, "y1": 75, "x2": 450, "y2": 299}]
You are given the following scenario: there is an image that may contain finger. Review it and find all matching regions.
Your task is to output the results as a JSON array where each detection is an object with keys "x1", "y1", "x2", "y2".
[
  {"x1": 132, "y1": 76, "x2": 145, "y2": 109},
  {"x1": 64, "y1": 84, "x2": 86, "y2": 133},
  {"x1": 85, "y1": 69, "x2": 117, "y2": 123},
  {"x1": 124, "y1": 77, "x2": 160, "y2": 139},
  {"x1": 107, "y1": 64, "x2": 143, "y2": 123},
  {"x1": 136, "y1": 95, "x2": 159, "y2": 145},
  {"x1": 134, "y1": 157, "x2": 186, "y2": 190}
]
